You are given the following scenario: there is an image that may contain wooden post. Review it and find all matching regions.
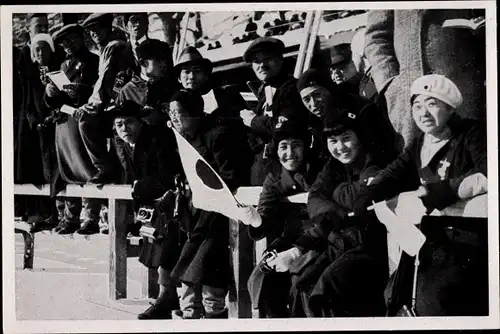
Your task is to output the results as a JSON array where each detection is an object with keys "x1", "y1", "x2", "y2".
[
  {"x1": 303, "y1": 10, "x2": 323, "y2": 72},
  {"x1": 109, "y1": 198, "x2": 128, "y2": 300},
  {"x1": 175, "y1": 11, "x2": 190, "y2": 62},
  {"x1": 228, "y1": 220, "x2": 253, "y2": 318},
  {"x1": 293, "y1": 11, "x2": 315, "y2": 79}
]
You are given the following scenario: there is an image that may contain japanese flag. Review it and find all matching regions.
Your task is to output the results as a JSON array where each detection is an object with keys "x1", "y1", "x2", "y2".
[{"x1": 171, "y1": 127, "x2": 242, "y2": 221}]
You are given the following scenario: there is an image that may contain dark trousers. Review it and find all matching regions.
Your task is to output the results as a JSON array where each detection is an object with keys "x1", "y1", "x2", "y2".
[
  {"x1": 78, "y1": 113, "x2": 112, "y2": 173},
  {"x1": 385, "y1": 217, "x2": 489, "y2": 317},
  {"x1": 55, "y1": 197, "x2": 82, "y2": 223},
  {"x1": 258, "y1": 271, "x2": 291, "y2": 318}
]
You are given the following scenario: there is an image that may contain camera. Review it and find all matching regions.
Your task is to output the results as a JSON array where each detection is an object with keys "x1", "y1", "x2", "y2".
[
  {"x1": 258, "y1": 250, "x2": 278, "y2": 274},
  {"x1": 135, "y1": 207, "x2": 154, "y2": 224}
]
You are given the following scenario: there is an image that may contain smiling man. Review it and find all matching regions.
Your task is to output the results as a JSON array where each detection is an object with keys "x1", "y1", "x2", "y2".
[
  {"x1": 240, "y1": 37, "x2": 309, "y2": 185},
  {"x1": 297, "y1": 68, "x2": 400, "y2": 165}
]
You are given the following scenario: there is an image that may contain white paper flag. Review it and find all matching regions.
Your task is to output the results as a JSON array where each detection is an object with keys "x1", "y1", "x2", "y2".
[
  {"x1": 372, "y1": 200, "x2": 427, "y2": 257},
  {"x1": 171, "y1": 127, "x2": 242, "y2": 221}
]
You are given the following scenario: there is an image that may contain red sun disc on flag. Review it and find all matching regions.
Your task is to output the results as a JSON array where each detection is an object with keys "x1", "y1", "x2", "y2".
[{"x1": 195, "y1": 159, "x2": 224, "y2": 190}]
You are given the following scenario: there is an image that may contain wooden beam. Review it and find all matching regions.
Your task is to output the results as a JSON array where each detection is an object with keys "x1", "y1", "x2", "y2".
[
  {"x1": 293, "y1": 11, "x2": 315, "y2": 79},
  {"x1": 108, "y1": 199, "x2": 128, "y2": 300},
  {"x1": 14, "y1": 184, "x2": 133, "y2": 200},
  {"x1": 141, "y1": 266, "x2": 159, "y2": 299}
]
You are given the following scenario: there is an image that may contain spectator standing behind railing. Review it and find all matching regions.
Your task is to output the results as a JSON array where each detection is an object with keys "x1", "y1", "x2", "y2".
[
  {"x1": 239, "y1": 118, "x2": 322, "y2": 318},
  {"x1": 174, "y1": 46, "x2": 253, "y2": 184},
  {"x1": 285, "y1": 106, "x2": 394, "y2": 317},
  {"x1": 240, "y1": 37, "x2": 310, "y2": 186},
  {"x1": 166, "y1": 90, "x2": 248, "y2": 319},
  {"x1": 43, "y1": 24, "x2": 102, "y2": 234},
  {"x1": 363, "y1": 75, "x2": 488, "y2": 316},
  {"x1": 74, "y1": 13, "x2": 136, "y2": 184},
  {"x1": 16, "y1": 33, "x2": 60, "y2": 226},
  {"x1": 349, "y1": 28, "x2": 379, "y2": 104},
  {"x1": 107, "y1": 100, "x2": 184, "y2": 319},
  {"x1": 16, "y1": 13, "x2": 65, "y2": 225},
  {"x1": 364, "y1": 9, "x2": 486, "y2": 149}
]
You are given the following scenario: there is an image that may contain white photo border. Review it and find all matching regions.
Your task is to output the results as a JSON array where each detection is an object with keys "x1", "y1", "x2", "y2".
[{"x1": 2, "y1": 1, "x2": 498, "y2": 333}]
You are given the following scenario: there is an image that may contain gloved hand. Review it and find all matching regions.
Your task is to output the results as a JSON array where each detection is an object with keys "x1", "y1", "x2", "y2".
[
  {"x1": 62, "y1": 83, "x2": 79, "y2": 99},
  {"x1": 45, "y1": 82, "x2": 60, "y2": 97},
  {"x1": 239, "y1": 109, "x2": 257, "y2": 127},
  {"x1": 238, "y1": 205, "x2": 262, "y2": 227},
  {"x1": 266, "y1": 247, "x2": 302, "y2": 272},
  {"x1": 73, "y1": 103, "x2": 98, "y2": 121},
  {"x1": 391, "y1": 190, "x2": 427, "y2": 225}
]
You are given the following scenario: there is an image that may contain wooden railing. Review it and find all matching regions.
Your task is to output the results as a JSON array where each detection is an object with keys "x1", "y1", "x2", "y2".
[{"x1": 13, "y1": 184, "x2": 488, "y2": 318}]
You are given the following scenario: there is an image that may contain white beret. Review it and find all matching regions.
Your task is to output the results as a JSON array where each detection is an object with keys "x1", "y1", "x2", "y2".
[{"x1": 410, "y1": 74, "x2": 463, "y2": 109}]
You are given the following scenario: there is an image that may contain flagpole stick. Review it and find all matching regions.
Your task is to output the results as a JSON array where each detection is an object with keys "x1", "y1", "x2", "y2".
[{"x1": 347, "y1": 202, "x2": 377, "y2": 217}]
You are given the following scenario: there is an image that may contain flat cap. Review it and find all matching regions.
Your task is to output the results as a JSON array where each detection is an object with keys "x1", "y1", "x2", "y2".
[
  {"x1": 112, "y1": 100, "x2": 148, "y2": 120},
  {"x1": 52, "y1": 24, "x2": 84, "y2": 44},
  {"x1": 123, "y1": 12, "x2": 148, "y2": 24},
  {"x1": 82, "y1": 13, "x2": 114, "y2": 29},
  {"x1": 329, "y1": 43, "x2": 352, "y2": 67},
  {"x1": 410, "y1": 74, "x2": 463, "y2": 109},
  {"x1": 243, "y1": 37, "x2": 285, "y2": 63},
  {"x1": 297, "y1": 68, "x2": 335, "y2": 93}
]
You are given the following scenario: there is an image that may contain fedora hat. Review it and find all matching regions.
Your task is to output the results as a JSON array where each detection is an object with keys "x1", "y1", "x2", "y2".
[{"x1": 173, "y1": 46, "x2": 213, "y2": 76}]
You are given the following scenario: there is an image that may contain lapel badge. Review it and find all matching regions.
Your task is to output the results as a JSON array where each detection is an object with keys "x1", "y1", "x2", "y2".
[
  {"x1": 348, "y1": 112, "x2": 356, "y2": 119},
  {"x1": 437, "y1": 158, "x2": 451, "y2": 180}
]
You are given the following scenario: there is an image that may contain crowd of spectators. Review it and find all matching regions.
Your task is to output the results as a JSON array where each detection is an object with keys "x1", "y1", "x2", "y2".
[{"x1": 13, "y1": 9, "x2": 488, "y2": 320}]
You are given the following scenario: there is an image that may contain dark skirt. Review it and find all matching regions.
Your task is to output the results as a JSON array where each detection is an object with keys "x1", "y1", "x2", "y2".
[
  {"x1": 170, "y1": 209, "x2": 231, "y2": 289},
  {"x1": 290, "y1": 221, "x2": 389, "y2": 317}
]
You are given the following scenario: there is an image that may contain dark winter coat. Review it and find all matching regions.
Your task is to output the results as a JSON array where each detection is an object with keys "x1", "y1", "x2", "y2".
[
  {"x1": 110, "y1": 124, "x2": 183, "y2": 268},
  {"x1": 16, "y1": 52, "x2": 61, "y2": 185},
  {"x1": 169, "y1": 119, "x2": 248, "y2": 288},
  {"x1": 366, "y1": 116, "x2": 488, "y2": 316},
  {"x1": 368, "y1": 116, "x2": 487, "y2": 212},
  {"x1": 247, "y1": 163, "x2": 321, "y2": 312},
  {"x1": 289, "y1": 154, "x2": 391, "y2": 317},
  {"x1": 44, "y1": 47, "x2": 100, "y2": 196}
]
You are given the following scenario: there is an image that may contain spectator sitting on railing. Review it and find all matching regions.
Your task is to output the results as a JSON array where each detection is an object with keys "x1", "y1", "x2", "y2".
[
  {"x1": 240, "y1": 37, "x2": 310, "y2": 186},
  {"x1": 286, "y1": 105, "x2": 394, "y2": 317},
  {"x1": 362, "y1": 75, "x2": 488, "y2": 317},
  {"x1": 75, "y1": 13, "x2": 136, "y2": 185},
  {"x1": 43, "y1": 24, "x2": 103, "y2": 235},
  {"x1": 166, "y1": 90, "x2": 248, "y2": 319},
  {"x1": 239, "y1": 118, "x2": 322, "y2": 318},
  {"x1": 117, "y1": 39, "x2": 180, "y2": 126}
]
